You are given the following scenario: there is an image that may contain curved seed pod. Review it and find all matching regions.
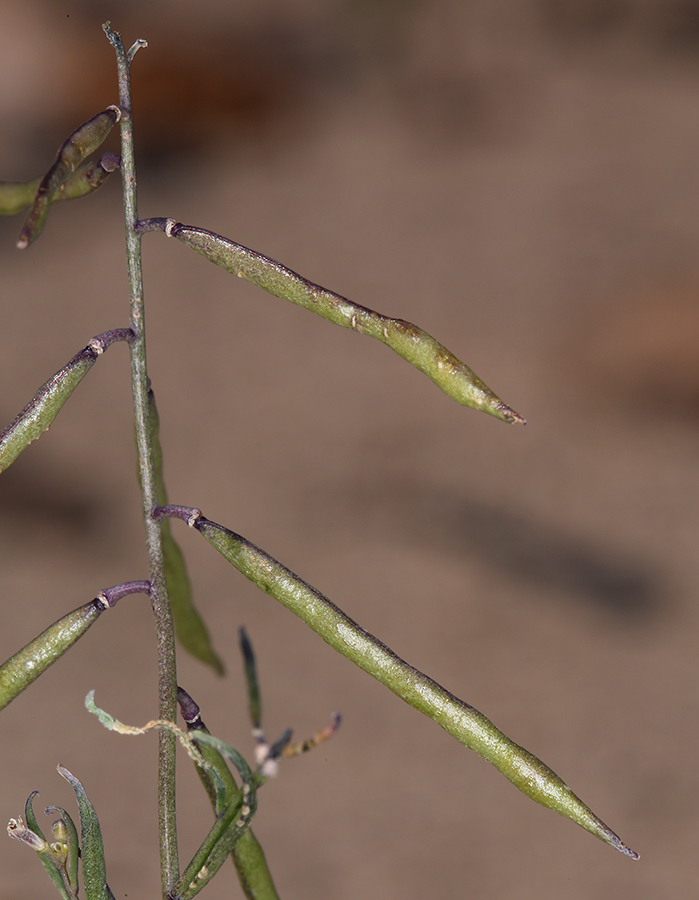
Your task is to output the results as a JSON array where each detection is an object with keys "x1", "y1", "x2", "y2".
[
  {"x1": 57, "y1": 768, "x2": 111, "y2": 900},
  {"x1": 178, "y1": 687, "x2": 281, "y2": 900},
  {"x1": 0, "y1": 154, "x2": 120, "y2": 217},
  {"x1": 0, "y1": 331, "x2": 132, "y2": 473},
  {"x1": 0, "y1": 599, "x2": 106, "y2": 711},
  {"x1": 138, "y1": 218, "x2": 524, "y2": 424},
  {"x1": 155, "y1": 507, "x2": 637, "y2": 858},
  {"x1": 18, "y1": 107, "x2": 121, "y2": 249},
  {"x1": 148, "y1": 390, "x2": 224, "y2": 674}
]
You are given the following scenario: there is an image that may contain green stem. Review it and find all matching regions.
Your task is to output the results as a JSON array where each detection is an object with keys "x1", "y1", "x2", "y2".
[{"x1": 103, "y1": 23, "x2": 179, "y2": 896}]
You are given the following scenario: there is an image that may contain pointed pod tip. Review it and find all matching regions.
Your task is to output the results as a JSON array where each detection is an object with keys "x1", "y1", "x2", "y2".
[
  {"x1": 496, "y1": 403, "x2": 526, "y2": 425},
  {"x1": 617, "y1": 839, "x2": 640, "y2": 860},
  {"x1": 598, "y1": 822, "x2": 639, "y2": 860},
  {"x1": 504, "y1": 408, "x2": 527, "y2": 425}
]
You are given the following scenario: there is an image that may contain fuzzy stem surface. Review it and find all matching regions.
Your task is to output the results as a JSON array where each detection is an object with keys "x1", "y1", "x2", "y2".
[{"x1": 103, "y1": 22, "x2": 179, "y2": 896}]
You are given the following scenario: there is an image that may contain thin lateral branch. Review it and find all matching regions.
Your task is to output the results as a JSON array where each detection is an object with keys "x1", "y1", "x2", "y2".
[
  {"x1": 153, "y1": 504, "x2": 638, "y2": 860},
  {"x1": 97, "y1": 580, "x2": 151, "y2": 607},
  {"x1": 136, "y1": 217, "x2": 524, "y2": 424},
  {"x1": 90, "y1": 327, "x2": 136, "y2": 351}
]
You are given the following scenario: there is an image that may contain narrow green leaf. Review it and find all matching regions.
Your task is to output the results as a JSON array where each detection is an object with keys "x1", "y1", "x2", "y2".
[
  {"x1": 178, "y1": 687, "x2": 281, "y2": 900},
  {"x1": 138, "y1": 218, "x2": 524, "y2": 423},
  {"x1": 149, "y1": 390, "x2": 224, "y2": 674},
  {"x1": 173, "y1": 731, "x2": 258, "y2": 900},
  {"x1": 57, "y1": 767, "x2": 110, "y2": 900},
  {"x1": 239, "y1": 628, "x2": 261, "y2": 730},
  {"x1": 157, "y1": 507, "x2": 636, "y2": 858},
  {"x1": 0, "y1": 599, "x2": 106, "y2": 711}
]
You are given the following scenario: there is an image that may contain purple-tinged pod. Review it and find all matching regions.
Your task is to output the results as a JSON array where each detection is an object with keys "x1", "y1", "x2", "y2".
[
  {"x1": 156, "y1": 505, "x2": 637, "y2": 858},
  {"x1": 137, "y1": 217, "x2": 524, "y2": 424},
  {"x1": 57, "y1": 768, "x2": 111, "y2": 900},
  {"x1": 0, "y1": 582, "x2": 148, "y2": 711},
  {"x1": 0, "y1": 330, "x2": 133, "y2": 473},
  {"x1": 17, "y1": 107, "x2": 121, "y2": 248},
  {"x1": 0, "y1": 154, "x2": 120, "y2": 218}
]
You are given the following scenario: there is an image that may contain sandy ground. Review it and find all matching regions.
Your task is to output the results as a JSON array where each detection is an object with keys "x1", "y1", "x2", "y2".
[{"x1": 2, "y1": 2, "x2": 699, "y2": 898}]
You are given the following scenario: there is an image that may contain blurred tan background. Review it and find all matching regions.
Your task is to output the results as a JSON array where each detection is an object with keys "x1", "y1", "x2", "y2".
[{"x1": 1, "y1": 1, "x2": 699, "y2": 897}]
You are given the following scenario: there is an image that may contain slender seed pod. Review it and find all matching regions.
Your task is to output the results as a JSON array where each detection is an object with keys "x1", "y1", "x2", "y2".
[
  {"x1": 137, "y1": 218, "x2": 524, "y2": 424},
  {"x1": 0, "y1": 582, "x2": 147, "y2": 711},
  {"x1": 0, "y1": 347, "x2": 98, "y2": 472},
  {"x1": 0, "y1": 599, "x2": 106, "y2": 711},
  {"x1": 154, "y1": 506, "x2": 637, "y2": 858},
  {"x1": 18, "y1": 107, "x2": 121, "y2": 248},
  {"x1": 0, "y1": 154, "x2": 120, "y2": 217},
  {"x1": 0, "y1": 331, "x2": 132, "y2": 473},
  {"x1": 57, "y1": 768, "x2": 111, "y2": 900}
]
